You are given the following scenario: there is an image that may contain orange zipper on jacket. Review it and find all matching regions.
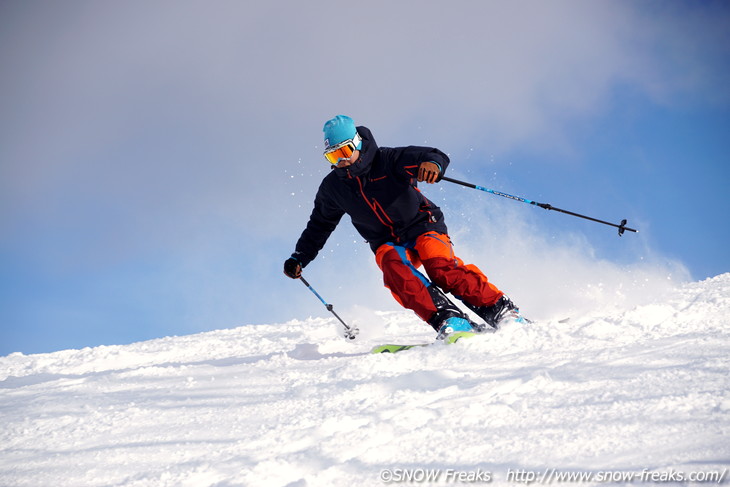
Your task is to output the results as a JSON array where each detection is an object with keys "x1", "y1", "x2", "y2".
[{"x1": 355, "y1": 176, "x2": 399, "y2": 241}]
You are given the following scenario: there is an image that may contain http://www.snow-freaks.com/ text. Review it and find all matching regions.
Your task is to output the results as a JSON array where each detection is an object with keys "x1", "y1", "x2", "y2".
[{"x1": 378, "y1": 467, "x2": 728, "y2": 484}]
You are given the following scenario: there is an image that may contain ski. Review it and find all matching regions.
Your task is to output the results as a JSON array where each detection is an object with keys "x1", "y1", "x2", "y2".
[
  {"x1": 370, "y1": 313, "x2": 531, "y2": 354},
  {"x1": 370, "y1": 343, "x2": 431, "y2": 354},
  {"x1": 370, "y1": 331, "x2": 477, "y2": 354}
]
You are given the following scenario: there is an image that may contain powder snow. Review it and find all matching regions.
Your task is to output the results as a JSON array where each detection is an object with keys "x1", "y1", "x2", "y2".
[{"x1": 1, "y1": 274, "x2": 729, "y2": 486}]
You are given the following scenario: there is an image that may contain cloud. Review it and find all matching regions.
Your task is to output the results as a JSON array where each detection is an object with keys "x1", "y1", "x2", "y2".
[
  {"x1": 442, "y1": 196, "x2": 691, "y2": 321},
  {"x1": 3, "y1": 1, "x2": 727, "y2": 227}
]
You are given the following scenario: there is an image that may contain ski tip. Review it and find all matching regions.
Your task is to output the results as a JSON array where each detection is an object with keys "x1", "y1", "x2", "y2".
[
  {"x1": 370, "y1": 343, "x2": 430, "y2": 354},
  {"x1": 444, "y1": 331, "x2": 477, "y2": 344}
]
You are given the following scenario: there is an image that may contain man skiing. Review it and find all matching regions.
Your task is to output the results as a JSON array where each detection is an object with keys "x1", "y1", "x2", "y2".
[{"x1": 283, "y1": 115, "x2": 520, "y2": 341}]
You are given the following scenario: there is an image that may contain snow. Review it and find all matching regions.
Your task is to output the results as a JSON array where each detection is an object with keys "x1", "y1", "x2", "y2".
[{"x1": 1, "y1": 274, "x2": 729, "y2": 486}]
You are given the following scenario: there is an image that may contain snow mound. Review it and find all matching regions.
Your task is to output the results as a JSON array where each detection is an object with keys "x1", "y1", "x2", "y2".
[{"x1": 1, "y1": 274, "x2": 729, "y2": 486}]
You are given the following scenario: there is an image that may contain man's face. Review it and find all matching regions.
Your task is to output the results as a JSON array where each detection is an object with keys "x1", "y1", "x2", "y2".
[{"x1": 335, "y1": 150, "x2": 360, "y2": 168}]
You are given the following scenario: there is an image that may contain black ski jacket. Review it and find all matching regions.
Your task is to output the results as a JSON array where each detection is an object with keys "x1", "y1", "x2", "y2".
[{"x1": 293, "y1": 126, "x2": 450, "y2": 267}]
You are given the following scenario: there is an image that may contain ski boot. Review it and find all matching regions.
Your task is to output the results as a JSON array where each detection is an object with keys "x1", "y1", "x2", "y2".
[
  {"x1": 425, "y1": 284, "x2": 483, "y2": 343},
  {"x1": 430, "y1": 310, "x2": 477, "y2": 344},
  {"x1": 469, "y1": 295, "x2": 522, "y2": 330}
]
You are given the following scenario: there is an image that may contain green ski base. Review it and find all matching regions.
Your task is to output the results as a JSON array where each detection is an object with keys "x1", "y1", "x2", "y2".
[{"x1": 371, "y1": 331, "x2": 476, "y2": 354}]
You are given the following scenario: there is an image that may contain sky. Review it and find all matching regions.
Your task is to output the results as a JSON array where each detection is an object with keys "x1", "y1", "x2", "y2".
[{"x1": 1, "y1": 0, "x2": 729, "y2": 356}]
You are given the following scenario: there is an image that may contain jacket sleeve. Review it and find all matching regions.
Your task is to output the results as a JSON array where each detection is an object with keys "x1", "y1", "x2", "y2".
[
  {"x1": 384, "y1": 146, "x2": 451, "y2": 182},
  {"x1": 292, "y1": 180, "x2": 344, "y2": 268}
]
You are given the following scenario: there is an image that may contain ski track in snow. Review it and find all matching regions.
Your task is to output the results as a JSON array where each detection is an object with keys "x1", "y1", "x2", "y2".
[{"x1": 1, "y1": 275, "x2": 729, "y2": 486}]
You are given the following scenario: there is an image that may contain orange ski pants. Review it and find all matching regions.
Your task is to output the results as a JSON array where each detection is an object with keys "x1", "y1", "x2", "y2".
[{"x1": 375, "y1": 231, "x2": 503, "y2": 323}]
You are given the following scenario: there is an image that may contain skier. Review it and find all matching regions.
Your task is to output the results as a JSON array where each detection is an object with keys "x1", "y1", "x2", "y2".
[{"x1": 283, "y1": 115, "x2": 520, "y2": 341}]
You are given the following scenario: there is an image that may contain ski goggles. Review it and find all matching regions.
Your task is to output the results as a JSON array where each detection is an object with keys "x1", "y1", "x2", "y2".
[{"x1": 323, "y1": 133, "x2": 362, "y2": 165}]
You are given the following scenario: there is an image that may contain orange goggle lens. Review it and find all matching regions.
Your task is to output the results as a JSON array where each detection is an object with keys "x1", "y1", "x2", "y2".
[
  {"x1": 323, "y1": 133, "x2": 362, "y2": 164},
  {"x1": 324, "y1": 144, "x2": 355, "y2": 164}
]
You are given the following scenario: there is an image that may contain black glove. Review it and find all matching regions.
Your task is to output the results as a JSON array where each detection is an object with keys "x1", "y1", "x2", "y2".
[{"x1": 283, "y1": 257, "x2": 302, "y2": 279}]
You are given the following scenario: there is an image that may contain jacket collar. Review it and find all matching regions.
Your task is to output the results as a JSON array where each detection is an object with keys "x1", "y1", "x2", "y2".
[{"x1": 334, "y1": 126, "x2": 377, "y2": 180}]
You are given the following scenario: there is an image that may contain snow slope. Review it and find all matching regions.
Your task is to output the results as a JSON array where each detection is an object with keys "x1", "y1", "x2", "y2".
[{"x1": 1, "y1": 274, "x2": 729, "y2": 486}]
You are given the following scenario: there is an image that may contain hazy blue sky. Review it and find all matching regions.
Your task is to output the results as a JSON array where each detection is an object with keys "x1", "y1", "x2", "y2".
[{"x1": 1, "y1": 1, "x2": 728, "y2": 355}]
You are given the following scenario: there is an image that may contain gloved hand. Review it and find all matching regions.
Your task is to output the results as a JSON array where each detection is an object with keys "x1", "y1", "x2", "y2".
[
  {"x1": 418, "y1": 161, "x2": 441, "y2": 184},
  {"x1": 283, "y1": 257, "x2": 302, "y2": 279}
]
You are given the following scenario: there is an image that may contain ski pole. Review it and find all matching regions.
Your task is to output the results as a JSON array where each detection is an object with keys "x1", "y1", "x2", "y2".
[
  {"x1": 441, "y1": 176, "x2": 638, "y2": 236},
  {"x1": 299, "y1": 276, "x2": 359, "y2": 340}
]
